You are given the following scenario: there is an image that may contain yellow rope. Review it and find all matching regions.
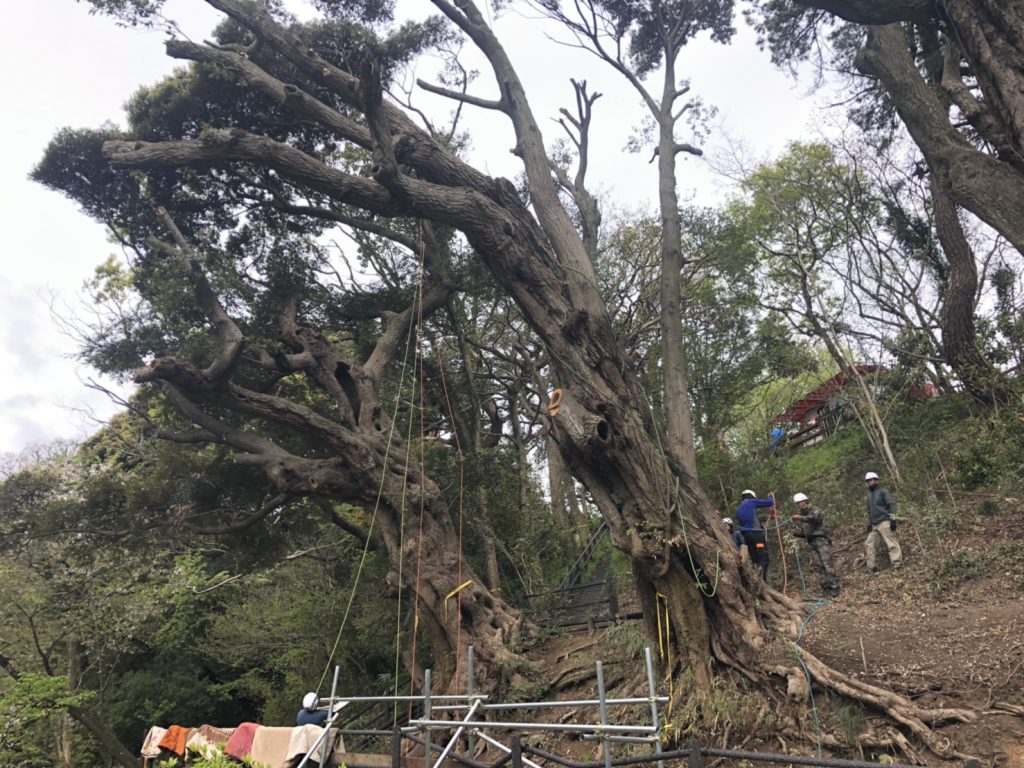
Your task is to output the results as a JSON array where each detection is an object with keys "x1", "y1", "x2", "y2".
[
  {"x1": 444, "y1": 580, "x2": 474, "y2": 623},
  {"x1": 656, "y1": 592, "x2": 674, "y2": 716}
]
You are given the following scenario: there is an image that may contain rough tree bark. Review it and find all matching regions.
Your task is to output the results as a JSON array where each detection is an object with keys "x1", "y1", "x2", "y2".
[
  {"x1": 791, "y1": 1, "x2": 1024, "y2": 254},
  {"x1": 92, "y1": 0, "x2": 975, "y2": 755},
  {"x1": 838, "y1": 16, "x2": 1019, "y2": 403},
  {"x1": 929, "y1": 174, "x2": 1016, "y2": 404}
]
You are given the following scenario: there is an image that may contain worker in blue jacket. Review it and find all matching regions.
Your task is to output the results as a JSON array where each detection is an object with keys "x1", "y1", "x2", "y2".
[{"x1": 735, "y1": 489, "x2": 775, "y2": 580}]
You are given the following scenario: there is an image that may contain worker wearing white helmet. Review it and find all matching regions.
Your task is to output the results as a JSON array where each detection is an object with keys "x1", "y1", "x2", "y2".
[
  {"x1": 297, "y1": 691, "x2": 329, "y2": 727},
  {"x1": 864, "y1": 472, "x2": 903, "y2": 572},
  {"x1": 791, "y1": 492, "x2": 840, "y2": 597},
  {"x1": 721, "y1": 517, "x2": 744, "y2": 549}
]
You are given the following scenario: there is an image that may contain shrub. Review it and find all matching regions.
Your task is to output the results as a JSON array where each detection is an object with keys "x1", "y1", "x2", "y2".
[{"x1": 929, "y1": 549, "x2": 985, "y2": 594}]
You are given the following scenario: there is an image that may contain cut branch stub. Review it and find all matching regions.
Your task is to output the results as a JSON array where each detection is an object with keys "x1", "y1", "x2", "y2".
[{"x1": 549, "y1": 387, "x2": 613, "y2": 453}]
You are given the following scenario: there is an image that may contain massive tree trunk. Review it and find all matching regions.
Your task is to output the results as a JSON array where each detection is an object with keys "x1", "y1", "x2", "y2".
[
  {"x1": 87, "y1": 0, "x2": 976, "y2": 754},
  {"x1": 69, "y1": 706, "x2": 140, "y2": 768}
]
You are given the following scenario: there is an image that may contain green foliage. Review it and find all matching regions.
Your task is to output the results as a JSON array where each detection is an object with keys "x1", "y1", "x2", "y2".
[
  {"x1": 584, "y1": 0, "x2": 735, "y2": 78},
  {"x1": 952, "y1": 410, "x2": 1024, "y2": 489},
  {"x1": 0, "y1": 674, "x2": 97, "y2": 768},
  {"x1": 783, "y1": 428, "x2": 866, "y2": 491},
  {"x1": 159, "y1": 746, "x2": 273, "y2": 768},
  {"x1": 929, "y1": 549, "x2": 986, "y2": 595}
]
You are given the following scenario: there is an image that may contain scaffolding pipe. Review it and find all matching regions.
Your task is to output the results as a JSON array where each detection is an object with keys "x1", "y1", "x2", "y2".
[
  {"x1": 326, "y1": 695, "x2": 479, "y2": 703},
  {"x1": 467, "y1": 646, "x2": 478, "y2": 759},
  {"x1": 410, "y1": 720, "x2": 656, "y2": 735},
  {"x1": 423, "y1": 669, "x2": 433, "y2": 768},
  {"x1": 294, "y1": 709, "x2": 343, "y2": 768},
  {"x1": 404, "y1": 732, "x2": 511, "y2": 768},
  {"x1": 642, "y1": 647, "x2": 665, "y2": 768},
  {"x1": 326, "y1": 665, "x2": 340, "y2": 761},
  {"x1": 473, "y1": 730, "x2": 545, "y2": 768},
  {"x1": 431, "y1": 699, "x2": 483, "y2": 768},
  {"x1": 432, "y1": 697, "x2": 666, "y2": 712},
  {"x1": 595, "y1": 661, "x2": 612, "y2": 768}
]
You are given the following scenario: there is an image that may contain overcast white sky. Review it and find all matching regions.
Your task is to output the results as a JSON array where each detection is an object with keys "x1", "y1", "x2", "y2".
[{"x1": 0, "y1": 0, "x2": 828, "y2": 457}]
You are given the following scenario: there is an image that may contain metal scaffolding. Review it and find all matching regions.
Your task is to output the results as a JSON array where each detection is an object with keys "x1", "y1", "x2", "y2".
[{"x1": 306, "y1": 645, "x2": 974, "y2": 768}]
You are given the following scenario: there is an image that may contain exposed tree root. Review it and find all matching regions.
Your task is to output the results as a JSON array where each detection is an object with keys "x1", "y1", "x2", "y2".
[{"x1": 754, "y1": 584, "x2": 977, "y2": 762}]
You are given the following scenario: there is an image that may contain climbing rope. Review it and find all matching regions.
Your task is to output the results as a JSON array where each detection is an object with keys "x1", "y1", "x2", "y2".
[
  {"x1": 408, "y1": 222, "x2": 430, "y2": 705},
  {"x1": 316, "y1": 261, "x2": 422, "y2": 693},
  {"x1": 431, "y1": 335, "x2": 467, "y2": 691},
  {"x1": 638, "y1": 388, "x2": 724, "y2": 599},
  {"x1": 392, "y1": 366, "x2": 420, "y2": 724},
  {"x1": 655, "y1": 592, "x2": 674, "y2": 713}
]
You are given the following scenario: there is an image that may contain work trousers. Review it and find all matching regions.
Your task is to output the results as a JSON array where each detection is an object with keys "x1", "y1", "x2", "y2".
[
  {"x1": 864, "y1": 519, "x2": 902, "y2": 570},
  {"x1": 806, "y1": 536, "x2": 840, "y2": 593},
  {"x1": 742, "y1": 528, "x2": 769, "y2": 581}
]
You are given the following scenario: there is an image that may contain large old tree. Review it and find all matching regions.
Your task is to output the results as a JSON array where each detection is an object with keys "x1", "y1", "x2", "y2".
[{"x1": 42, "y1": 0, "x2": 975, "y2": 757}]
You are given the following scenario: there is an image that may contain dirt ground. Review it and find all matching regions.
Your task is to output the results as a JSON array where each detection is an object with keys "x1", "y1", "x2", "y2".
[
  {"x1": 522, "y1": 541, "x2": 1024, "y2": 767},
  {"x1": 801, "y1": 561, "x2": 1024, "y2": 767}
]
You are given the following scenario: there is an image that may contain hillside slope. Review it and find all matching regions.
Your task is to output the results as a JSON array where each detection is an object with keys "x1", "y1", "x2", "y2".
[{"x1": 518, "y1": 396, "x2": 1024, "y2": 766}]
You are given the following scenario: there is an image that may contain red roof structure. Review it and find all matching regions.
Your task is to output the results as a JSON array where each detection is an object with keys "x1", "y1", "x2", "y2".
[{"x1": 772, "y1": 365, "x2": 886, "y2": 424}]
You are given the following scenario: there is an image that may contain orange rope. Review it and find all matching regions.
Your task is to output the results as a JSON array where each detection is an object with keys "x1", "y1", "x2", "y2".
[{"x1": 432, "y1": 335, "x2": 466, "y2": 691}]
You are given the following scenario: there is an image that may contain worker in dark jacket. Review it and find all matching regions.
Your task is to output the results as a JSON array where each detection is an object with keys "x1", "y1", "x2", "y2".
[
  {"x1": 735, "y1": 490, "x2": 774, "y2": 580},
  {"x1": 864, "y1": 471, "x2": 903, "y2": 572},
  {"x1": 297, "y1": 692, "x2": 329, "y2": 726},
  {"x1": 791, "y1": 493, "x2": 840, "y2": 597},
  {"x1": 721, "y1": 517, "x2": 745, "y2": 549}
]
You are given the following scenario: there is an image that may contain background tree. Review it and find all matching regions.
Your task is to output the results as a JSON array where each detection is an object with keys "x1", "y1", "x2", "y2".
[
  {"x1": 752, "y1": 2, "x2": 1022, "y2": 403},
  {"x1": 537, "y1": 0, "x2": 734, "y2": 475}
]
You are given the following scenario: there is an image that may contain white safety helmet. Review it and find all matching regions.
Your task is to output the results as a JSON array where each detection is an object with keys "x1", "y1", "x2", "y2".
[
  {"x1": 303, "y1": 692, "x2": 318, "y2": 710},
  {"x1": 864, "y1": 472, "x2": 879, "y2": 481},
  {"x1": 793, "y1": 493, "x2": 809, "y2": 504},
  {"x1": 741, "y1": 489, "x2": 756, "y2": 499},
  {"x1": 721, "y1": 517, "x2": 735, "y2": 526}
]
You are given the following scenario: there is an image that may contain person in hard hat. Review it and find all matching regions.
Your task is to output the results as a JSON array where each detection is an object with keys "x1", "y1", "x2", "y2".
[
  {"x1": 735, "y1": 489, "x2": 775, "y2": 581},
  {"x1": 721, "y1": 517, "x2": 744, "y2": 549},
  {"x1": 864, "y1": 472, "x2": 902, "y2": 572},
  {"x1": 791, "y1": 493, "x2": 840, "y2": 597},
  {"x1": 297, "y1": 692, "x2": 329, "y2": 726}
]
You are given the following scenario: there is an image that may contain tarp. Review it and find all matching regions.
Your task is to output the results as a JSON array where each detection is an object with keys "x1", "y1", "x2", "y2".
[
  {"x1": 225, "y1": 722, "x2": 261, "y2": 760},
  {"x1": 140, "y1": 726, "x2": 167, "y2": 758},
  {"x1": 251, "y1": 726, "x2": 294, "y2": 768},
  {"x1": 187, "y1": 725, "x2": 236, "y2": 759},
  {"x1": 157, "y1": 725, "x2": 192, "y2": 756},
  {"x1": 287, "y1": 724, "x2": 345, "y2": 766}
]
